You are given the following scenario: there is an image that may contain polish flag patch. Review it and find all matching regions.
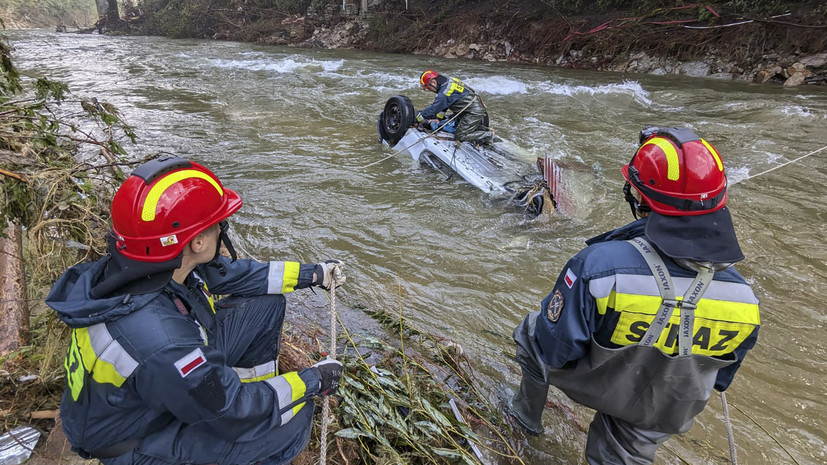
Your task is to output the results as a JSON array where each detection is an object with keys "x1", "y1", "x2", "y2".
[
  {"x1": 175, "y1": 348, "x2": 206, "y2": 378},
  {"x1": 564, "y1": 268, "x2": 577, "y2": 288}
]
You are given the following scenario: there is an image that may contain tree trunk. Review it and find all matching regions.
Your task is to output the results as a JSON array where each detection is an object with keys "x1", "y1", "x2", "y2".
[
  {"x1": 107, "y1": 0, "x2": 120, "y2": 22},
  {"x1": 0, "y1": 220, "x2": 29, "y2": 356},
  {"x1": 95, "y1": 0, "x2": 120, "y2": 23},
  {"x1": 95, "y1": 0, "x2": 108, "y2": 19}
]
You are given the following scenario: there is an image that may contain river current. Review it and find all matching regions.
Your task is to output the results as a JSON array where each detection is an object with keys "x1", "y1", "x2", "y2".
[{"x1": 6, "y1": 30, "x2": 827, "y2": 464}]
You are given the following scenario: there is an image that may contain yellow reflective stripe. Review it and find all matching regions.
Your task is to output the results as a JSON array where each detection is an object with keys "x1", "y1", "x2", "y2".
[
  {"x1": 281, "y1": 262, "x2": 300, "y2": 293},
  {"x1": 614, "y1": 292, "x2": 760, "y2": 325},
  {"x1": 282, "y1": 371, "x2": 306, "y2": 417},
  {"x1": 608, "y1": 292, "x2": 759, "y2": 355},
  {"x1": 615, "y1": 274, "x2": 759, "y2": 307},
  {"x1": 610, "y1": 311, "x2": 755, "y2": 356},
  {"x1": 267, "y1": 261, "x2": 302, "y2": 294},
  {"x1": 590, "y1": 275, "x2": 617, "y2": 315},
  {"x1": 65, "y1": 330, "x2": 85, "y2": 401},
  {"x1": 700, "y1": 139, "x2": 724, "y2": 171},
  {"x1": 594, "y1": 294, "x2": 614, "y2": 315},
  {"x1": 74, "y1": 327, "x2": 128, "y2": 388},
  {"x1": 203, "y1": 282, "x2": 215, "y2": 314},
  {"x1": 445, "y1": 78, "x2": 464, "y2": 96},
  {"x1": 641, "y1": 138, "x2": 680, "y2": 181},
  {"x1": 141, "y1": 170, "x2": 223, "y2": 221},
  {"x1": 234, "y1": 361, "x2": 276, "y2": 383}
]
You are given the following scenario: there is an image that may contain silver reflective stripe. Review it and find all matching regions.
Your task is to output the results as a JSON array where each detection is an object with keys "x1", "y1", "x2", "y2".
[
  {"x1": 628, "y1": 238, "x2": 714, "y2": 357},
  {"x1": 87, "y1": 323, "x2": 138, "y2": 378},
  {"x1": 267, "y1": 261, "x2": 286, "y2": 294},
  {"x1": 264, "y1": 375, "x2": 296, "y2": 425},
  {"x1": 614, "y1": 274, "x2": 757, "y2": 304},
  {"x1": 589, "y1": 275, "x2": 616, "y2": 299},
  {"x1": 233, "y1": 361, "x2": 276, "y2": 381}
]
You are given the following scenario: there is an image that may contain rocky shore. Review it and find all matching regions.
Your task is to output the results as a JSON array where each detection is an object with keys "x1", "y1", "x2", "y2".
[{"x1": 223, "y1": 2, "x2": 827, "y2": 87}]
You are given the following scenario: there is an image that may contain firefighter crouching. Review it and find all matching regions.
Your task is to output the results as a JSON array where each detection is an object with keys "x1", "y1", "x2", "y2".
[
  {"x1": 507, "y1": 127, "x2": 761, "y2": 465},
  {"x1": 47, "y1": 156, "x2": 345, "y2": 464}
]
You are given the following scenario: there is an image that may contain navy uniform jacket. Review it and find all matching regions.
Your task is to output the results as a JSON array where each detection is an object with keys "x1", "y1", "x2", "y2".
[
  {"x1": 46, "y1": 255, "x2": 320, "y2": 456},
  {"x1": 417, "y1": 76, "x2": 478, "y2": 121},
  {"x1": 534, "y1": 218, "x2": 760, "y2": 391}
]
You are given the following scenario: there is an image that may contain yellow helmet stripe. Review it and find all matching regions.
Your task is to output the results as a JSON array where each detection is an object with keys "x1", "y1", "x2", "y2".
[
  {"x1": 641, "y1": 138, "x2": 680, "y2": 181},
  {"x1": 700, "y1": 139, "x2": 724, "y2": 171},
  {"x1": 141, "y1": 170, "x2": 223, "y2": 222}
]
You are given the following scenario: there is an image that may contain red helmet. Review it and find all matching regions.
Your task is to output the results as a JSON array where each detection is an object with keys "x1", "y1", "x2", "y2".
[
  {"x1": 622, "y1": 127, "x2": 727, "y2": 216},
  {"x1": 420, "y1": 70, "x2": 438, "y2": 88},
  {"x1": 111, "y1": 157, "x2": 242, "y2": 262}
]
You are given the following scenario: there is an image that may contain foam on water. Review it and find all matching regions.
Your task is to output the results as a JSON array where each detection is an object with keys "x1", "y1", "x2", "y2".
[
  {"x1": 206, "y1": 57, "x2": 345, "y2": 73},
  {"x1": 536, "y1": 79, "x2": 652, "y2": 105},
  {"x1": 778, "y1": 104, "x2": 815, "y2": 118},
  {"x1": 465, "y1": 75, "x2": 529, "y2": 95}
]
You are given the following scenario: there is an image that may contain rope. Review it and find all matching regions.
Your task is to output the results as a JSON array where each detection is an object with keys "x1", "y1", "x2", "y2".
[
  {"x1": 318, "y1": 273, "x2": 341, "y2": 465},
  {"x1": 721, "y1": 391, "x2": 739, "y2": 465},
  {"x1": 731, "y1": 144, "x2": 826, "y2": 185},
  {"x1": 363, "y1": 95, "x2": 479, "y2": 169}
]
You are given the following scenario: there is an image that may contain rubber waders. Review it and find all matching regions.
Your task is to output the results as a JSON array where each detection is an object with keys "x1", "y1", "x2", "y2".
[{"x1": 508, "y1": 376, "x2": 549, "y2": 436}]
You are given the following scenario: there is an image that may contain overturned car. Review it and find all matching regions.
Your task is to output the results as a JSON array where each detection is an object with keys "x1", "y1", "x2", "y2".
[{"x1": 377, "y1": 95, "x2": 562, "y2": 216}]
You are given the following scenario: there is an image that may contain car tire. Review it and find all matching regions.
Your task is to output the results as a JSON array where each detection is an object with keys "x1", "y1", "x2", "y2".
[{"x1": 381, "y1": 95, "x2": 415, "y2": 145}]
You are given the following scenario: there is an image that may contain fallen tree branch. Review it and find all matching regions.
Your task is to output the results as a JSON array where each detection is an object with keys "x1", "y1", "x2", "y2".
[{"x1": 0, "y1": 167, "x2": 28, "y2": 182}]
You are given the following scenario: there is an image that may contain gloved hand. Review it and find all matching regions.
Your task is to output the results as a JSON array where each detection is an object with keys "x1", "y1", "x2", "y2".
[
  {"x1": 315, "y1": 260, "x2": 345, "y2": 290},
  {"x1": 310, "y1": 358, "x2": 343, "y2": 396}
]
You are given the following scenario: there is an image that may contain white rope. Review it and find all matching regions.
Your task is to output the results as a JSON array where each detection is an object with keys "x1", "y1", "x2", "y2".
[
  {"x1": 732, "y1": 144, "x2": 826, "y2": 185},
  {"x1": 721, "y1": 392, "x2": 739, "y2": 465},
  {"x1": 318, "y1": 276, "x2": 340, "y2": 465}
]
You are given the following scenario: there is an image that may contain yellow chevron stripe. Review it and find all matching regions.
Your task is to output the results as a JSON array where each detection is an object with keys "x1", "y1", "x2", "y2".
[
  {"x1": 641, "y1": 138, "x2": 680, "y2": 181},
  {"x1": 142, "y1": 170, "x2": 222, "y2": 222}
]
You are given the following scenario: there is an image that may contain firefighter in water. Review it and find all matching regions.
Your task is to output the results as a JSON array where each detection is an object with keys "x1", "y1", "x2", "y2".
[
  {"x1": 47, "y1": 156, "x2": 345, "y2": 464},
  {"x1": 507, "y1": 127, "x2": 760, "y2": 464},
  {"x1": 417, "y1": 69, "x2": 494, "y2": 147}
]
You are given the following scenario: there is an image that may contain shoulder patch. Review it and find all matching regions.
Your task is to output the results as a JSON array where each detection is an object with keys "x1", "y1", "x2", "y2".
[
  {"x1": 175, "y1": 348, "x2": 207, "y2": 378},
  {"x1": 546, "y1": 290, "x2": 564, "y2": 323},
  {"x1": 564, "y1": 268, "x2": 577, "y2": 288},
  {"x1": 189, "y1": 370, "x2": 226, "y2": 412}
]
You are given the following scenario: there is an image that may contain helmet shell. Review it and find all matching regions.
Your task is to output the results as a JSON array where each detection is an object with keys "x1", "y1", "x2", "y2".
[
  {"x1": 420, "y1": 70, "x2": 438, "y2": 88},
  {"x1": 622, "y1": 128, "x2": 727, "y2": 216},
  {"x1": 111, "y1": 157, "x2": 242, "y2": 262}
]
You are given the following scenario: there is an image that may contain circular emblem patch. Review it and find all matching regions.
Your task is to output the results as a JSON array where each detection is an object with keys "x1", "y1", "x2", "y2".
[{"x1": 546, "y1": 290, "x2": 564, "y2": 322}]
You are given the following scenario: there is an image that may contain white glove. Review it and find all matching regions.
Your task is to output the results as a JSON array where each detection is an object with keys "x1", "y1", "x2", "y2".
[{"x1": 316, "y1": 260, "x2": 345, "y2": 290}]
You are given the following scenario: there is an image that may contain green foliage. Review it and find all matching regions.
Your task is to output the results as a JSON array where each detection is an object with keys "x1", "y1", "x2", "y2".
[
  {"x1": 333, "y1": 308, "x2": 522, "y2": 464},
  {"x1": 0, "y1": 38, "x2": 21, "y2": 97},
  {"x1": 263, "y1": 0, "x2": 313, "y2": 15},
  {"x1": 0, "y1": 0, "x2": 99, "y2": 28},
  {"x1": 138, "y1": 0, "x2": 227, "y2": 38}
]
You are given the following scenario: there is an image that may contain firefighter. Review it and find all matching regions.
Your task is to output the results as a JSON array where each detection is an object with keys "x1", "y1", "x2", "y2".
[
  {"x1": 47, "y1": 156, "x2": 345, "y2": 464},
  {"x1": 417, "y1": 69, "x2": 493, "y2": 146},
  {"x1": 508, "y1": 127, "x2": 761, "y2": 464}
]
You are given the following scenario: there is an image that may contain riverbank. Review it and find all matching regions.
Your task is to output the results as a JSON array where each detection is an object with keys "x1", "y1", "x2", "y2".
[{"x1": 129, "y1": 0, "x2": 827, "y2": 86}]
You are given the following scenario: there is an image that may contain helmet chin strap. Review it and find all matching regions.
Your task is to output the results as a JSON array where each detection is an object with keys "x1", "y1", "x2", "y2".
[
  {"x1": 210, "y1": 220, "x2": 238, "y2": 268},
  {"x1": 623, "y1": 182, "x2": 650, "y2": 219}
]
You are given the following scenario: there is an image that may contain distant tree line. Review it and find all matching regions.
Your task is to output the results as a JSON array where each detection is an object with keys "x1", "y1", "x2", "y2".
[{"x1": 0, "y1": 0, "x2": 101, "y2": 28}]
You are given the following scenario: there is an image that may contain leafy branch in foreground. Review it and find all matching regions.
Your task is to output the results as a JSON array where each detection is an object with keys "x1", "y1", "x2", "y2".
[
  {"x1": 1, "y1": 36, "x2": 139, "y2": 272},
  {"x1": 329, "y1": 307, "x2": 525, "y2": 464}
]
